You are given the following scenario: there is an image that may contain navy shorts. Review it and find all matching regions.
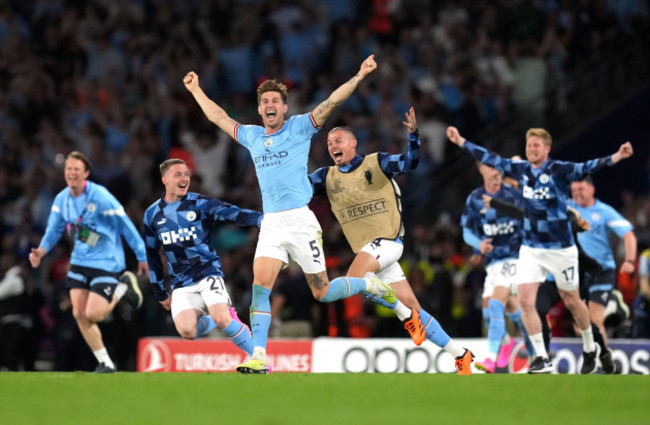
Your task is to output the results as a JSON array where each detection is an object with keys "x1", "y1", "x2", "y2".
[
  {"x1": 67, "y1": 265, "x2": 121, "y2": 303},
  {"x1": 582, "y1": 269, "x2": 616, "y2": 307}
]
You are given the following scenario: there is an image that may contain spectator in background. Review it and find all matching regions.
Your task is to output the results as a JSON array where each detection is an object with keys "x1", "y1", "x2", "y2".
[
  {"x1": 270, "y1": 262, "x2": 318, "y2": 338},
  {"x1": 0, "y1": 253, "x2": 38, "y2": 371},
  {"x1": 633, "y1": 249, "x2": 650, "y2": 338}
]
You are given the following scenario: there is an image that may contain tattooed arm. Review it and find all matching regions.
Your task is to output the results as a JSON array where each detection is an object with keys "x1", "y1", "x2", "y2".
[{"x1": 311, "y1": 55, "x2": 377, "y2": 127}]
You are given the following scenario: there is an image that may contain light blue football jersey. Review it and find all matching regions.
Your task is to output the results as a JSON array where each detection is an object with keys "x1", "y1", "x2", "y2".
[
  {"x1": 235, "y1": 113, "x2": 320, "y2": 213},
  {"x1": 40, "y1": 181, "x2": 146, "y2": 273},
  {"x1": 568, "y1": 198, "x2": 633, "y2": 271}
]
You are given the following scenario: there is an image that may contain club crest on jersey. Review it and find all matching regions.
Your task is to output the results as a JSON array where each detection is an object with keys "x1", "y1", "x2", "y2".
[
  {"x1": 186, "y1": 211, "x2": 197, "y2": 221},
  {"x1": 264, "y1": 138, "x2": 273, "y2": 147},
  {"x1": 591, "y1": 212, "x2": 600, "y2": 222},
  {"x1": 87, "y1": 203, "x2": 96, "y2": 212},
  {"x1": 539, "y1": 173, "x2": 549, "y2": 184}
]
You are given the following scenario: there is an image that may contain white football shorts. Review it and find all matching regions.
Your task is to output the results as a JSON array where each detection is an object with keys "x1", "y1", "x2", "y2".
[
  {"x1": 359, "y1": 238, "x2": 406, "y2": 284},
  {"x1": 254, "y1": 206, "x2": 326, "y2": 274},
  {"x1": 171, "y1": 275, "x2": 231, "y2": 318},
  {"x1": 517, "y1": 244, "x2": 579, "y2": 291},
  {"x1": 482, "y1": 258, "x2": 520, "y2": 298}
]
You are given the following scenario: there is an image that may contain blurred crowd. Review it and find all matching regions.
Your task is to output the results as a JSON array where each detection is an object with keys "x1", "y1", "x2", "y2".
[{"x1": 0, "y1": 0, "x2": 649, "y2": 371}]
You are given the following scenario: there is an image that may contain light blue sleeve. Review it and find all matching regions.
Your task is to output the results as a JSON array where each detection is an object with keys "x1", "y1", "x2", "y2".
[
  {"x1": 39, "y1": 193, "x2": 67, "y2": 253},
  {"x1": 463, "y1": 228, "x2": 483, "y2": 251},
  {"x1": 603, "y1": 204, "x2": 633, "y2": 238},
  {"x1": 291, "y1": 112, "x2": 320, "y2": 136},
  {"x1": 104, "y1": 191, "x2": 147, "y2": 262},
  {"x1": 235, "y1": 124, "x2": 256, "y2": 149}
]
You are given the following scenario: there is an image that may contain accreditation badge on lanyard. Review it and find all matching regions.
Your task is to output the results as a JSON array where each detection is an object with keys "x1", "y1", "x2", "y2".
[{"x1": 66, "y1": 183, "x2": 101, "y2": 247}]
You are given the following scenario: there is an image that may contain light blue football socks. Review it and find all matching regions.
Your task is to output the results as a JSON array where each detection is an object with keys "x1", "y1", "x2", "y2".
[
  {"x1": 223, "y1": 320, "x2": 254, "y2": 355},
  {"x1": 419, "y1": 308, "x2": 451, "y2": 347},
  {"x1": 194, "y1": 315, "x2": 218, "y2": 339},
  {"x1": 250, "y1": 284, "x2": 272, "y2": 352},
  {"x1": 488, "y1": 299, "x2": 506, "y2": 356},
  {"x1": 320, "y1": 277, "x2": 367, "y2": 302}
]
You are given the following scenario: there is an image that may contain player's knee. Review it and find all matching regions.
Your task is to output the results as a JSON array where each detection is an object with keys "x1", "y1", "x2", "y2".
[
  {"x1": 519, "y1": 296, "x2": 536, "y2": 309},
  {"x1": 312, "y1": 288, "x2": 327, "y2": 301},
  {"x1": 213, "y1": 312, "x2": 231, "y2": 329},
  {"x1": 72, "y1": 307, "x2": 89, "y2": 324},
  {"x1": 177, "y1": 326, "x2": 197, "y2": 340},
  {"x1": 560, "y1": 295, "x2": 580, "y2": 311},
  {"x1": 86, "y1": 309, "x2": 106, "y2": 323}
]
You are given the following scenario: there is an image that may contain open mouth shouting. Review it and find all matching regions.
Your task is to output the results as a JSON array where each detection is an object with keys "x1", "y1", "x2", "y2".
[{"x1": 331, "y1": 150, "x2": 343, "y2": 159}]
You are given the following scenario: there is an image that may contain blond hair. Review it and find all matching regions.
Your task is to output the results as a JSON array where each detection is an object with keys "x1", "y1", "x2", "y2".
[
  {"x1": 526, "y1": 128, "x2": 552, "y2": 146},
  {"x1": 159, "y1": 158, "x2": 186, "y2": 177}
]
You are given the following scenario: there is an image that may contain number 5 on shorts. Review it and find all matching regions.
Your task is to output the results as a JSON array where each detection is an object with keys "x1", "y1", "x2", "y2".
[{"x1": 309, "y1": 240, "x2": 321, "y2": 260}]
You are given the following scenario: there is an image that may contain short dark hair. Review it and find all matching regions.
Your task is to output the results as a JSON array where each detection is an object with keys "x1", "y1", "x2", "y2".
[
  {"x1": 159, "y1": 158, "x2": 186, "y2": 177},
  {"x1": 66, "y1": 151, "x2": 91, "y2": 172},
  {"x1": 257, "y1": 79, "x2": 288, "y2": 104},
  {"x1": 575, "y1": 175, "x2": 594, "y2": 185}
]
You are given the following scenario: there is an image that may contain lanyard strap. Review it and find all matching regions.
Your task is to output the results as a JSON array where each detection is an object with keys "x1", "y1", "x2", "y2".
[{"x1": 66, "y1": 181, "x2": 91, "y2": 231}]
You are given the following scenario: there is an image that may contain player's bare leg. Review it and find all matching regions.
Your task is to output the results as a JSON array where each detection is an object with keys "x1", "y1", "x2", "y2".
[
  {"x1": 519, "y1": 282, "x2": 552, "y2": 373},
  {"x1": 70, "y1": 289, "x2": 115, "y2": 373},
  {"x1": 559, "y1": 289, "x2": 598, "y2": 374}
]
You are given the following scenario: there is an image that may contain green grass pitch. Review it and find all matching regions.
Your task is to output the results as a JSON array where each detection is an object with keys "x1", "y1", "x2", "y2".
[{"x1": 1, "y1": 372, "x2": 646, "y2": 425}]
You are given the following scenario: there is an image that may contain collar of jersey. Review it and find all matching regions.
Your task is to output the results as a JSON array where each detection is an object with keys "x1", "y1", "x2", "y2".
[
  {"x1": 264, "y1": 119, "x2": 287, "y2": 136},
  {"x1": 338, "y1": 154, "x2": 364, "y2": 173},
  {"x1": 159, "y1": 191, "x2": 189, "y2": 207}
]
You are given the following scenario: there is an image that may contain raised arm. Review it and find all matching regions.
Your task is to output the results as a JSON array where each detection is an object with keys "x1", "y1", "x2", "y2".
[
  {"x1": 611, "y1": 141, "x2": 634, "y2": 164},
  {"x1": 311, "y1": 55, "x2": 377, "y2": 127},
  {"x1": 447, "y1": 126, "x2": 518, "y2": 177},
  {"x1": 446, "y1": 126, "x2": 466, "y2": 147},
  {"x1": 402, "y1": 107, "x2": 418, "y2": 134},
  {"x1": 378, "y1": 107, "x2": 420, "y2": 177},
  {"x1": 183, "y1": 72, "x2": 240, "y2": 140}
]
